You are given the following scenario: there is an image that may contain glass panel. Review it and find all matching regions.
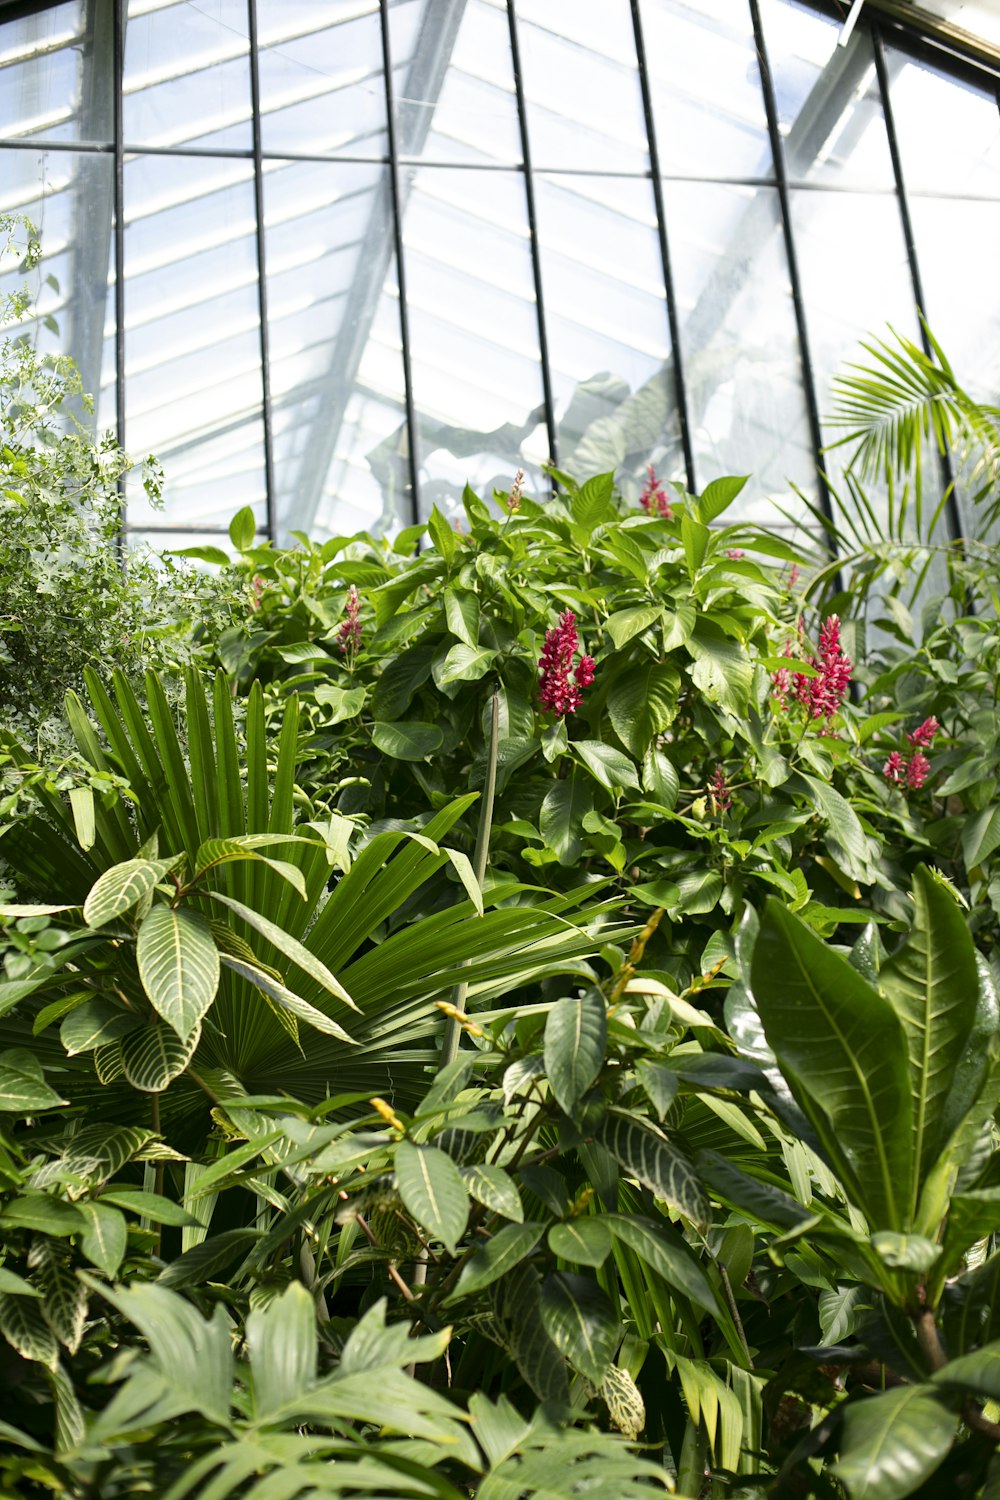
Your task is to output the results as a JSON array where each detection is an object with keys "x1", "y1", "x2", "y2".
[
  {"x1": 908, "y1": 196, "x2": 1000, "y2": 404},
  {"x1": 256, "y1": 1, "x2": 387, "y2": 158},
  {"x1": 400, "y1": 166, "x2": 546, "y2": 516},
  {"x1": 666, "y1": 179, "x2": 814, "y2": 525},
  {"x1": 640, "y1": 0, "x2": 773, "y2": 180},
  {"x1": 121, "y1": 154, "x2": 266, "y2": 530},
  {"x1": 759, "y1": 0, "x2": 895, "y2": 189},
  {"x1": 534, "y1": 173, "x2": 677, "y2": 500},
  {"x1": 388, "y1": 0, "x2": 522, "y2": 166},
  {"x1": 263, "y1": 159, "x2": 412, "y2": 541},
  {"x1": 123, "y1": 0, "x2": 252, "y2": 151},
  {"x1": 886, "y1": 48, "x2": 1000, "y2": 198},
  {"x1": 0, "y1": 1, "x2": 109, "y2": 145},
  {"x1": 516, "y1": 0, "x2": 649, "y2": 174},
  {"x1": 0, "y1": 147, "x2": 116, "y2": 430},
  {"x1": 790, "y1": 187, "x2": 917, "y2": 465}
]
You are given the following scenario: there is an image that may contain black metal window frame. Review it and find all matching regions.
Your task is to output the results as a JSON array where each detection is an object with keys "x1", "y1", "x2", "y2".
[{"x1": 1, "y1": 0, "x2": 997, "y2": 541}]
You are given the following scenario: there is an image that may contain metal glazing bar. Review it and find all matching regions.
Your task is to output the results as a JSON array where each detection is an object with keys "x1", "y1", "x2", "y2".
[
  {"x1": 748, "y1": 0, "x2": 835, "y2": 533},
  {"x1": 629, "y1": 0, "x2": 696, "y2": 493},
  {"x1": 378, "y1": 0, "x2": 421, "y2": 528},
  {"x1": 113, "y1": 0, "x2": 126, "y2": 551},
  {"x1": 506, "y1": 0, "x2": 559, "y2": 475},
  {"x1": 247, "y1": 0, "x2": 276, "y2": 541},
  {"x1": 872, "y1": 24, "x2": 962, "y2": 543}
]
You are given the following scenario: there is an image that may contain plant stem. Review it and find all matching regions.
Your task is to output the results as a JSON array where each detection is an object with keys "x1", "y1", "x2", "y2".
[{"x1": 441, "y1": 685, "x2": 500, "y2": 1067}]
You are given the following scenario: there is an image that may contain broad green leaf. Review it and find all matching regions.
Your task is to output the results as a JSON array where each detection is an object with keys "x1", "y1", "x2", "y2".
[
  {"x1": 460, "y1": 1163, "x2": 523, "y2": 1223},
  {"x1": 799, "y1": 773, "x2": 878, "y2": 885},
  {"x1": 312, "y1": 683, "x2": 366, "y2": 724},
  {"x1": 539, "y1": 776, "x2": 594, "y2": 865},
  {"x1": 871, "y1": 1231, "x2": 941, "y2": 1272},
  {"x1": 83, "y1": 858, "x2": 167, "y2": 929},
  {"x1": 396, "y1": 1141, "x2": 469, "y2": 1254},
  {"x1": 137, "y1": 905, "x2": 220, "y2": 1041},
  {"x1": 0, "y1": 1056, "x2": 65, "y2": 1112},
  {"x1": 78, "y1": 1202, "x2": 127, "y2": 1277},
  {"x1": 607, "y1": 1214, "x2": 718, "y2": 1315},
  {"x1": 539, "y1": 1271, "x2": 618, "y2": 1384},
  {"x1": 573, "y1": 471, "x2": 615, "y2": 529},
  {"x1": 818, "y1": 1285, "x2": 872, "y2": 1344},
  {"x1": 194, "y1": 837, "x2": 309, "y2": 898},
  {"x1": 933, "y1": 1339, "x2": 1000, "y2": 1402},
  {"x1": 752, "y1": 899, "x2": 912, "y2": 1229},
  {"x1": 681, "y1": 512, "x2": 710, "y2": 577},
  {"x1": 68, "y1": 785, "x2": 96, "y2": 850},
  {"x1": 246, "y1": 1281, "x2": 316, "y2": 1420},
  {"x1": 696, "y1": 475, "x2": 748, "y2": 523},
  {"x1": 0, "y1": 905, "x2": 76, "y2": 918},
  {"x1": 120, "y1": 1019, "x2": 202, "y2": 1092},
  {"x1": 607, "y1": 662, "x2": 680, "y2": 758},
  {"x1": 0, "y1": 1293, "x2": 59, "y2": 1370},
  {"x1": 879, "y1": 867, "x2": 978, "y2": 1209},
  {"x1": 834, "y1": 1385, "x2": 957, "y2": 1500},
  {"x1": 0, "y1": 1194, "x2": 83, "y2": 1237},
  {"x1": 371, "y1": 720, "x2": 444, "y2": 761},
  {"x1": 228, "y1": 505, "x2": 256, "y2": 551},
  {"x1": 207, "y1": 891, "x2": 357, "y2": 1011},
  {"x1": 34, "y1": 1242, "x2": 86, "y2": 1354},
  {"x1": 0, "y1": 1269, "x2": 38, "y2": 1297},
  {"x1": 171, "y1": 544, "x2": 230, "y2": 566},
  {"x1": 641, "y1": 745, "x2": 679, "y2": 809},
  {"x1": 434, "y1": 643, "x2": 497, "y2": 688},
  {"x1": 449, "y1": 1223, "x2": 545, "y2": 1300},
  {"x1": 573, "y1": 741, "x2": 640, "y2": 793},
  {"x1": 963, "y1": 806, "x2": 1000, "y2": 870},
  {"x1": 60, "y1": 998, "x2": 138, "y2": 1055},
  {"x1": 544, "y1": 989, "x2": 606, "y2": 1117},
  {"x1": 504, "y1": 1263, "x2": 569, "y2": 1404},
  {"x1": 100, "y1": 1190, "x2": 202, "y2": 1227},
  {"x1": 599, "y1": 1111, "x2": 708, "y2": 1227},
  {"x1": 548, "y1": 1217, "x2": 612, "y2": 1267},
  {"x1": 686, "y1": 632, "x2": 753, "y2": 716},
  {"x1": 604, "y1": 605, "x2": 661, "y2": 649},
  {"x1": 219, "y1": 956, "x2": 354, "y2": 1043},
  {"x1": 635, "y1": 1060, "x2": 678, "y2": 1119},
  {"x1": 443, "y1": 589, "x2": 480, "y2": 647}
]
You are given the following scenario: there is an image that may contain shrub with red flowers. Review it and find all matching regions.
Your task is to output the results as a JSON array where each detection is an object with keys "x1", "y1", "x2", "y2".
[
  {"x1": 772, "y1": 615, "x2": 852, "y2": 726},
  {"x1": 883, "y1": 717, "x2": 939, "y2": 793},
  {"x1": 538, "y1": 611, "x2": 594, "y2": 716},
  {"x1": 639, "y1": 464, "x2": 672, "y2": 519},
  {"x1": 338, "y1": 584, "x2": 363, "y2": 657}
]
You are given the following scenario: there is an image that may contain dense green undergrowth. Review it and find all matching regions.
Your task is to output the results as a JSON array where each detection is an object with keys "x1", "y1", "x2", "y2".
[{"x1": 0, "y1": 218, "x2": 999, "y2": 1497}]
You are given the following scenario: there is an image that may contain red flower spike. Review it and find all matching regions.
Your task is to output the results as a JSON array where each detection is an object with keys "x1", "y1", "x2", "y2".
[
  {"x1": 639, "y1": 464, "x2": 672, "y2": 519},
  {"x1": 907, "y1": 752, "x2": 931, "y2": 790},
  {"x1": 883, "y1": 751, "x2": 905, "y2": 786},
  {"x1": 538, "y1": 611, "x2": 593, "y2": 716},
  {"x1": 338, "y1": 585, "x2": 363, "y2": 655},
  {"x1": 907, "y1": 717, "x2": 939, "y2": 750},
  {"x1": 709, "y1": 766, "x2": 732, "y2": 812}
]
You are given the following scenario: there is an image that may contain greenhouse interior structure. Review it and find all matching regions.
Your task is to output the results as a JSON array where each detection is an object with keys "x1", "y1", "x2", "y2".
[{"x1": 2, "y1": 3, "x2": 1000, "y2": 1498}]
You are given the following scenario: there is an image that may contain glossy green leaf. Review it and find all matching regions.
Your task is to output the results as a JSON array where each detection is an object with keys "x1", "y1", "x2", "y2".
[
  {"x1": 539, "y1": 1271, "x2": 618, "y2": 1385},
  {"x1": 879, "y1": 867, "x2": 978, "y2": 1207},
  {"x1": 0, "y1": 1293, "x2": 59, "y2": 1370},
  {"x1": 686, "y1": 631, "x2": 753, "y2": 715},
  {"x1": 449, "y1": 1223, "x2": 545, "y2": 1300},
  {"x1": 607, "y1": 1214, "x2": 718, "y2": 1315},
  {"x1": 120, "y1": 1019, "x2": 202, "y2": 1092},
  {"x1": 83, "y1": 858, "x2": 167, "y2": 929},
  {"x1": 137, "y1": 905, "x2": 220, "y2": 1041},
  {"x1": 696, "y1": 475, "x2": 748, "y2": 523},
  {"x1": 604, "y1": 605, "x2": 661, "y2": 650},
  {"x1": 78, "y1": 1202, "x2": 127, "y2": 1278},
  {"x1": 100, "y1": 1190, "x2": 202, "y2": 1227},
  {"x1": 599, "y1": 1111, "x2": 709, "y2": 1227},
  {"x1": 228, "y1": 505, "x2": 256, "y2": 552},
  {"x1": 312, "y1": 683, "x2": 366, "y2": 724},
  {"x1": 548, "y1": 1217, "x2": 613, "y2": 1267},
  {"x1": 539, "y1": 776, "x2": 594, "y2": 865},
  {"x1": 962, "y1": 806, "x2": 1000, "y2": 870},
  {"x1": 434, "y1": 643, "x2": 496, "y2": 687},
  {"x1": 607, "y1": 662, "x2": 680, "y2": 758},
  {"x1": 0, "y1": 1194, "x2": 83, "y2": 1237},
  {"x1": 834, "y1": 1386, "x2": 957, "y2": 1500},
  {"x1": 0, "y1": 1051, "x2": 65, "y2": 1112},
  {"x1": 219, "y1": 955, "x2": 354, "y2": 1043},
  {"x1": 752, "y1": 898, "x2": 912, "y2": 1230},
  {"x1": 246, "y1": 1281, "x2": 316, "y2": 1420},
  {"x1": 396, "y1": 1141, "x2": 468, "y2": 1254},
  {"x1": 933, "y1": 1339, "x2": 1000, "y2": 1402},
  {"x1": 460, "y1": 1163, "x2": 523, "y2": 1223},
  {"x1": 371, "y1": 720, "x2": 444, "y2": 761},
  {"x1": 573, "y1": 741, "x2": 640, "y2": 793},
  {"x1": 544, "y1": 989, "x2": 606, "y2": 1119},
  {"x1": 60, "y1": 998, "x2": 138, "y2": 1055}
]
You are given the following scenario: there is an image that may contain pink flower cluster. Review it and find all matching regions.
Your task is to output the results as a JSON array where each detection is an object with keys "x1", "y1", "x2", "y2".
[
  {"x1": 640, "y1": 464, "x2": 672, "y2": 519},
  {"x1": 709, "y1": 766, "x2": 732, "y2": 812},
  {"x1": 538, "y1": 611, "x2": 595, "y2": 717},
  {"x1": 884, "y1": 718, "x2": 939, "y2": 792},
  {"x1": 507, "y1": 467, "x2": 525, "y2": 513},
  {"x1": 338, "y1": 585, "x2": 362, "y2": 655},
  {"x1": 773, "y1": 615, "x2": 852, "y2": 725}
]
